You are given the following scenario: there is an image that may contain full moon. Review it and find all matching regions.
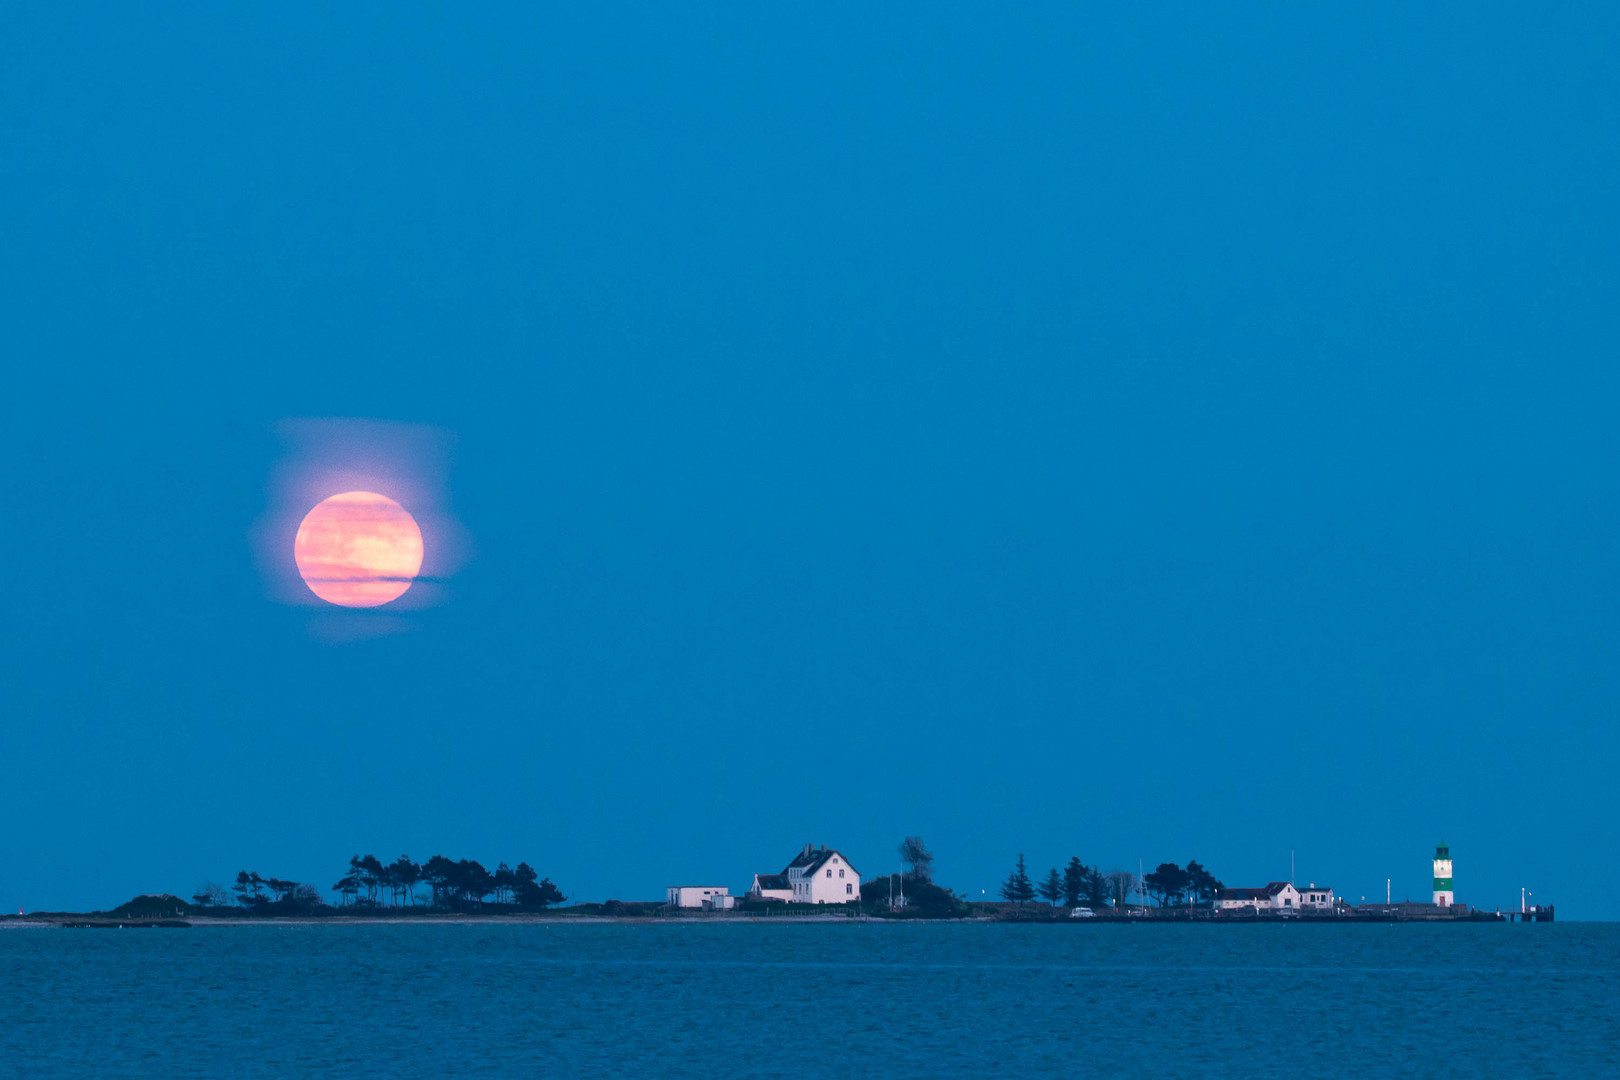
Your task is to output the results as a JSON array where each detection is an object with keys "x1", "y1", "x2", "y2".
[{"x1": 293, "y1": 491, "x2": 424, "y2": 608}]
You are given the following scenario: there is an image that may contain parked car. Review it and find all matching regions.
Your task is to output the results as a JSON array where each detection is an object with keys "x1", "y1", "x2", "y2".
[{"x1": 1069, "y1": 907, "x2": 1097, "y2": 918}]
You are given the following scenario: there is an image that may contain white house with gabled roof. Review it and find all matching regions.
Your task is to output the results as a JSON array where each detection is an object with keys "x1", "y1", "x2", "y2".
[
  {"x1": 779, "y1": 844, "x2": 860, "y2": 904},
  {"x1": 1216, "y1": 881, "x2": 1304, "y2": 913}
]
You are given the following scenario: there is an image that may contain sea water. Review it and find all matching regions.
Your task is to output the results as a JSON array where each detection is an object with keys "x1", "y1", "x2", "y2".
[{"x1": 1, "y1": 920, "x2": 1615, "y2": 1077}]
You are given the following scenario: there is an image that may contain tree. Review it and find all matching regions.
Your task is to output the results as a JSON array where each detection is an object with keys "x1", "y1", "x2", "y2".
[
  {"x1": 1037, "y1": 867, "x2": 1064, "y2": 908},
  {"x1": 513, "y1": 861, "x2": 546, "y2": 907},
  {"x1": 421, "y1": 855, "x2": 456, "y2": 907},
  {"x1": 1105, "y1": 870, "x2": 1135, "y2": 907},
  {"x1": 357, "y1": 855, "x2": 386, "y2": 904},
  {"x1": 1082, "y1": 865, "x2": 1110, "y2": 906},
  {"x1": 494, "y1": 863, "x2": 516, "y2": 905},
  {"x1": 331, "y1": 874, "x2": 361, "y2": 907},
  {"x1": 1062, "y1": 858, "x2": 1086, "y2": 908},
  {"x1": 861, "y1": 874, "x2": 903, "y2": 910},
  {"x1": 1184, "y1": 860, "x2": 1223, "y2": 906},
  {"x1": 1000, "y1": 853, "x2": 1035, "y2": 908},
  {"x1": 451, "y1": 859, "x2": 494, "y2": 907},
  {"x1": 518, "y1": 876, "x2": 564, "y2": 909},
  {"x1": 389, "y1": 855, "x2": 421, "y2": 906},
  {"x1": 514, "y1": 862, "x2": 539, "y2": 892},
  {"x1": 343, "y1": 861, "x2": 366, "y2": 906},
  {"x1": 1142, "y1": 862, "x2": 1191, "y2": 907},
  {"x1": 899, "y1": 881, "x2": 966, "y2": 918},
  {"x1": 191, "y1": 882, "x2": 229, "y2": 908},
  {"x1": 898, "y1": 837, "x2": 934, "y2": 885},
  {"x1": 264, "y1": 878, "x2": 299, "y2": 904},
  {"x1": 861, "y1": 875, "x2": 965, "y2": 918},
  {"x1": 233, "y1": 870, "x2": 267, "y2": 908}
]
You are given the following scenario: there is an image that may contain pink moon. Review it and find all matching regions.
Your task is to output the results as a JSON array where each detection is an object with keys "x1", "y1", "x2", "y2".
[{"x1": 293, "y1": 491, "x2": 424, "y2": 608}]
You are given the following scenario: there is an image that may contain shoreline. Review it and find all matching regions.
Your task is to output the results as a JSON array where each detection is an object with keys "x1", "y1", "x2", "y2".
[{"x1": 1, "y1": 911, "x2": 1527, "y2": 928}]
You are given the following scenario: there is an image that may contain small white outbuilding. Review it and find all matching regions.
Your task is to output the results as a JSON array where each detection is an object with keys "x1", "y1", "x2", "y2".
[{"x1": 667, "y1": 886, "x2": 729, "y2": 909}]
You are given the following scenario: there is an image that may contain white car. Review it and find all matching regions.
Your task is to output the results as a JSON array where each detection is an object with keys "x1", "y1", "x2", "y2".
[{"x1": 1069, "y1": 907, "x2": 1097, "y2": 918}]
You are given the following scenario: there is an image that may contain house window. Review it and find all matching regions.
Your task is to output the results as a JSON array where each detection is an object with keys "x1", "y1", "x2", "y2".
[
  {"x1": 846, "y1": 884, "x2": 853, "y2": 895},
  {"x1": 826, "y1": 869, "x2": 832, "y2": 877},
  {"x1": 839, "y1": 870, "x2": 844, "y2": 878}
]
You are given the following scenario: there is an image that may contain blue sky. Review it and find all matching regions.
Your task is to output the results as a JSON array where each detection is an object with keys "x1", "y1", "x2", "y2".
[{"x1": 3, "y1": 3, "x2": 1617, "y2": 917}]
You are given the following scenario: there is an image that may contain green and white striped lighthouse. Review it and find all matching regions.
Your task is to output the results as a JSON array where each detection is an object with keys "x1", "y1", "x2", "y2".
[{"x1": 1433, "y1": 840, "x2": 1453, "y2": 906}]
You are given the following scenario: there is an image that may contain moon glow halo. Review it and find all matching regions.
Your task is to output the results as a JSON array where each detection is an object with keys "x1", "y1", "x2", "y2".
[{"x1": 293, "y1": 491, "x2": 424, "y2": 608}]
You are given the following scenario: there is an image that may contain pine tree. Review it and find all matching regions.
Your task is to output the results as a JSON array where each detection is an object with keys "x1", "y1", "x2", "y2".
[
  {"x1": 1083, "y1": 865, "x2": 1110, "y2": 906},
  {"x1": 1037, "y1": 867, "x2": 1064, "y2": 907},
  {"x1": 1000, "y1": 853, "x2": 1036, "y2": 908},
  {"x1": 1062, "y1": 857, "x2": 1086, "y2": 908}
]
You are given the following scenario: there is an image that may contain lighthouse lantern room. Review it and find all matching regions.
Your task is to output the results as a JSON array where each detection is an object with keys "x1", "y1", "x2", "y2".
[{"x1": 1433, "y1": 840, "x2": 1454, "y2": 906}]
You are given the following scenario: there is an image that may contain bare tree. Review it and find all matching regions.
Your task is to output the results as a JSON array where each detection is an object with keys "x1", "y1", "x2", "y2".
[
  {"x1": 898, "y1": 837, "x2": 934, "y2": 884},
  {"x1": 1105, "y1": 870, "x2": 1136, "y2": 908},
  {"x1": 190, "y1": 881, "x2": 229, "y2": 907}
]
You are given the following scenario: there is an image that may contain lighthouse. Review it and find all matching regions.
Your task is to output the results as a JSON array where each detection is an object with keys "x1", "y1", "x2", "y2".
[{"x1": 1433, "y1": 840, "x2": 1453, "y2": 906}]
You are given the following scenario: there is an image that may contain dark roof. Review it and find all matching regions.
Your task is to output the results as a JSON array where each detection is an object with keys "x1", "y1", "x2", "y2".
[
  {"x1": 1217, "y1": 888, "x2": 1270, "y2": 901},
  {"x1": 801, "y1": 851, "x2": 837, "y2": 876},
  {"x1": 781, "y1": 845, "x2": 860, "y2": 878},
  {"x1": 783, "y1": 846, "x2": 823, "y2": 871},
  {"x1": 752, "y1": 874, "x2": 788, "y2": 889}
]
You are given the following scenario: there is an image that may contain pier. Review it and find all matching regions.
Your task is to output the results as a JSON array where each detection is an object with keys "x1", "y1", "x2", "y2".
[{"x1": 1498, "y1": 904, "x2": 1555, "y2": 923}]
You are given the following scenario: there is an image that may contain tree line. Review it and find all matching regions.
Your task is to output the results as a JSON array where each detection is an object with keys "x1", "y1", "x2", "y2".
[
  {"x1": 191, "y1": 854, "x2": 565, "y2": 913},
  {"x1": 864, "y1": 838, "x2": 1221, "y2": 917},
  {"x1": 330, "y1": 854, "x2": 562, "y2": 909},
  {"x1": 999, "y1": 854, "x2": 1224, "y2": 909},
  {"x1": 1141, "y1": 860, "x2": 1223, "y2": 907}
]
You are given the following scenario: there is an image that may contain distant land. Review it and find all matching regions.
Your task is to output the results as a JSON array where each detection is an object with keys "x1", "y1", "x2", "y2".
[{"x1": 2, "y1": 839, "x2": 1551, "y2": 926}]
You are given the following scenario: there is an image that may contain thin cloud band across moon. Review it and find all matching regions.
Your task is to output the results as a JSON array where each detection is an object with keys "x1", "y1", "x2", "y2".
[{"x1": 293, "y1": 491, "x2": 425, "y2": 608}]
